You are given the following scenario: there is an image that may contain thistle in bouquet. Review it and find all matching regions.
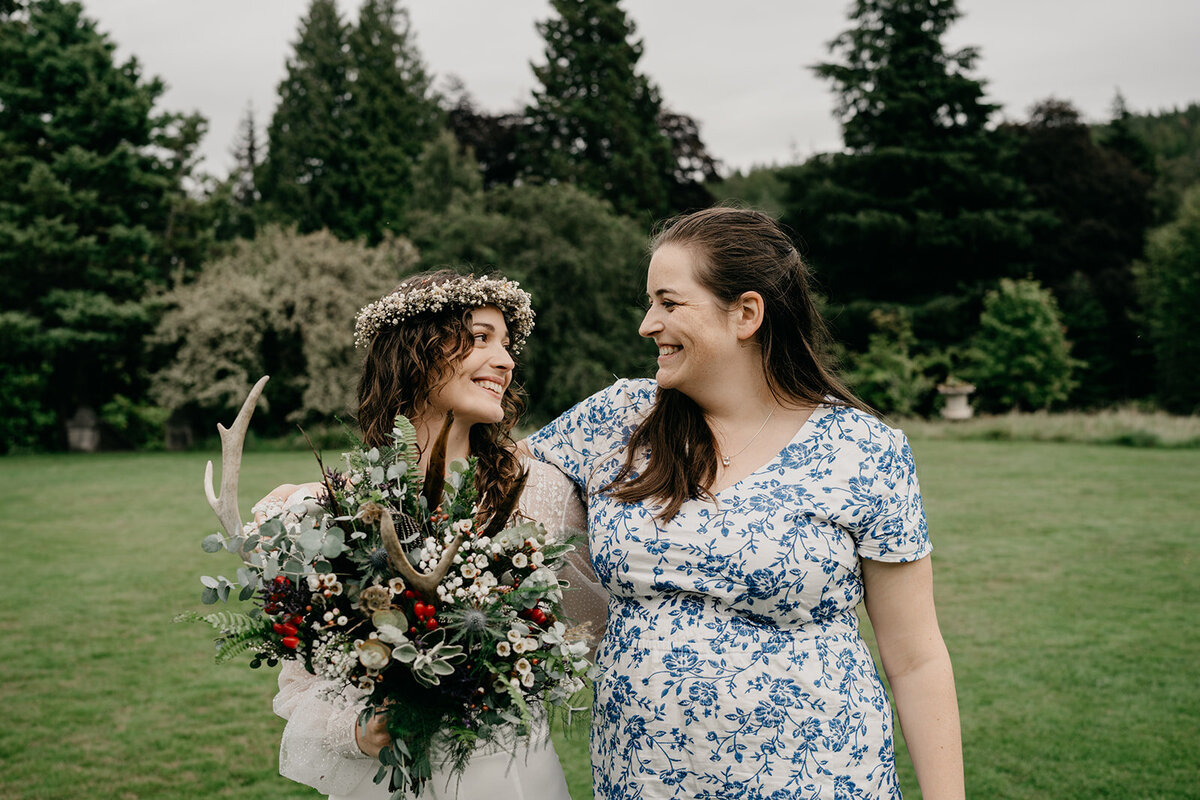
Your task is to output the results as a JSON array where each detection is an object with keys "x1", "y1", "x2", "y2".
[{"x1": 181, "y1": 377, "x2": 597, "y2": 798}]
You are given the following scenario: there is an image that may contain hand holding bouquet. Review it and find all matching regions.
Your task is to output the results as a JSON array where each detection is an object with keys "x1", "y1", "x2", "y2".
[{"x1": 181, "y1": 380, "x2": 595, "y2": 798}]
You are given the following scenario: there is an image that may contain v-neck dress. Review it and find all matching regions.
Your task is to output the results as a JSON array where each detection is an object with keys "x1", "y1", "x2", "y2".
[{"x1": 527, "y1": 379, "x2": 932, "y2": 800}]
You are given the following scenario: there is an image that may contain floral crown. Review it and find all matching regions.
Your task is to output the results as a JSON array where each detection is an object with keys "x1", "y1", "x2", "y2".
[{"x1": 354, "y1": 274, "x2": 535, "y2": 352}]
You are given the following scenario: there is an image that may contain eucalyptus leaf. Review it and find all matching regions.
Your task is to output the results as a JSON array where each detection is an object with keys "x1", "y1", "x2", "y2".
[
  {"x1": 321, "y1": 537, "x2": 346, "y2": 558},
  {"x1": 200, "y1": 534, "x2": 223, "y2": 553},
  {"x1": 298, "y1": 529, "x2": 323, "y2": 555},
  {"x1": 236, "y1": 567, "x2": 254, "y2": 586},
  {"x1": 200, "y1": 575, "x2": 219, "y2": 589},
  {"x1": 201, "y1": 587, "x2": 219, "y2": 604},
  {"x1": 283, "y1": 558, "x2": 305, "y2": 577},
  {"x1": 239, "y1": 584, "x2": 256, "y2": 602},
  {"x1": 259, "y1": 518, "x2": 284, "y2": 539},
  {"x1": 218, "y1": 583, "x2": 231, "y2": 602},
  {"x1": 370, "y1": 466, "x2": 385, "y2": 485},
  {"x1": 314, "y1": 560, "x2": 332, "y2": 574}
]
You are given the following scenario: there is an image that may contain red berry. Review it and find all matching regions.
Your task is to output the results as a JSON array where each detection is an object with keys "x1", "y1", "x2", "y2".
[
  {"x1": 404, "y1": 590, "x2": 416, "y2": 600},
  {"x1": 281, "y1": 623, "x2": 298, "y2": 636},
  {"x1": 425, "y1": 619, "x2": 438, "y2": 631},
  {"x1": 272, "y1": 623, "x2": 286, "y2": 635},
  {"x1": 281, "y1": 636, "x2": 300, "y2": 650}
]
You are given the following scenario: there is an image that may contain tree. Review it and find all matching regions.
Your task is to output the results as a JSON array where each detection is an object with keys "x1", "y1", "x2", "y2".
[
  {"x1": 0, "y1": 0, "x2": 205, "y2": 450},
  {"x1": 408, "y1": 129, "x2": 483, "y2": 218},
  {"x1": 440, "y1": 80, "x2": 524, "y2": 190},
  {"x1": 966, "y1": 278, "x2": 1081, "y2": 411},
  {"x1": 520, "y1": 0, "x2": 678, "y2": 221},
  {"x1": 258, "y1": 0, "x2": 353, "y2": 237},
  {"x1": 150, "y1": 226, "x2": 419, "y2": 434},
  {"x1": 342, "y1": 0, "x2": 441, "y2": 241},
  {"x1": 1136, "y1": 186, "x2": 1200, "y2": 414},
  {"x1": 814, "y1": 0, "x2": 996, "y2": 154},
  {"x1": 1001, "y1": 98, "x2": 1155, "y2": 404},
  {"x1": 782, "y1": 0, "x2": 1039, "y2": 327},
  {"x1": 843, "y1": 309, "x2": 933, "y2": 417},
  {"x1": 410, "y1": 183, "x2": 650, "y2": 421},
  {"x1": 1119, "y1": 101, "x2": 1200, "y2": 223},
  {"x1": 659, "y1": 109, "x2": 722, "y2": 213},
  {"x1": 207, "y1": 102, "x2": 263, "y2": 243}
]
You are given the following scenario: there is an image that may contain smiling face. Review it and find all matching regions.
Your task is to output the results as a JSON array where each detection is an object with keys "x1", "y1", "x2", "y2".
[
  {"x1": 638, "y1": 244, "x2": 742, "y2": 398},
  {"x1": 426, "y1": 305, "x2": 514, "y2": 427}
]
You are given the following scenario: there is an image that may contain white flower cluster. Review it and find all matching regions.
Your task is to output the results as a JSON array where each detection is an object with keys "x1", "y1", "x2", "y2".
[
  {"x1": 354, "y1": 275, "x2": 535, "y2": 351},
  {"x1": 312, "y1": 632, "x2": 356, "y2": 685}
]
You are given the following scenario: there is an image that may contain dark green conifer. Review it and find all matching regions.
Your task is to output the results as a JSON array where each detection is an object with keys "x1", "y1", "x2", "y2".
[{"x1": 521, "y1": 0, "x2": 677, "y2": 221}]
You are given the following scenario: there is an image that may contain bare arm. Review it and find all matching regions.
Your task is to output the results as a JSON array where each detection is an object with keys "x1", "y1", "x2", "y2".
[{"x1": 862, "y1": 557, "x2": 964, "y2": 800}]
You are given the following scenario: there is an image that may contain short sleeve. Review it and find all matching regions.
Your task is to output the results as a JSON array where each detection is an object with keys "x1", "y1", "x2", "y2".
[
  {"x1": 851, "y1": 428, "x2": 932, "y2": 562},
  {"x1": 526, "y1": 378, "x2": 654, "y2": 490}
]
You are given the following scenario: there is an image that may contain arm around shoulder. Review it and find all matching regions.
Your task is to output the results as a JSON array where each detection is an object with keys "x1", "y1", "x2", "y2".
[{"x1": 862, "y1": 556, "x2": 964, "y2": 800}]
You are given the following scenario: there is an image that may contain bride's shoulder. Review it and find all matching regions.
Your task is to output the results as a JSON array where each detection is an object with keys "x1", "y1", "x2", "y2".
[{"x1": 519, "y1": 454, "x2": 570, "y2": 487}]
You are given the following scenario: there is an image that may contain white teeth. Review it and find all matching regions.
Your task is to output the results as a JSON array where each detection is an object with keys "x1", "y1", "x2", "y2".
[
  {"x1": 658, "y1": 345, "x2": 680, "y2": 356},
  {"x1": 474, "y1": 379, "x2": 504, "y2": 397}
]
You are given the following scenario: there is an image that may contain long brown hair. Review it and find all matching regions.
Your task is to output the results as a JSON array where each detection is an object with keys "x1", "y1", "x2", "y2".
[
  {"x1": 357, "y1": 270, "x2": 526, "y2": 513},
  {"x1": 606, "y1": 207, "x2": 868, "y2": 520}
]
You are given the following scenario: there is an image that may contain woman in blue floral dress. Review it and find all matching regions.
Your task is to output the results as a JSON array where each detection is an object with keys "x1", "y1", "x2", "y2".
[{"x1": 525, "y1": 208, "x2": 963, "y2": 799}]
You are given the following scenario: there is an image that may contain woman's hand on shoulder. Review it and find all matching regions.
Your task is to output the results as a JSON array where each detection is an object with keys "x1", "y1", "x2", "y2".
[{"x1": 252, "y1": 482, "x2": 323, "y2": 523}]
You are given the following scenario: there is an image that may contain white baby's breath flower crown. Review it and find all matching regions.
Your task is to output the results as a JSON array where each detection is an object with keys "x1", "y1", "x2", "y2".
[{"x1": 354, "y1": 274, "x2": 535, "y2": 352}]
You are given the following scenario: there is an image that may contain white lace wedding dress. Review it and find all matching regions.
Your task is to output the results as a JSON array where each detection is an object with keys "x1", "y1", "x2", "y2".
[{"x1": 272, "y1": 459, "x2": 606, "y2": 799}]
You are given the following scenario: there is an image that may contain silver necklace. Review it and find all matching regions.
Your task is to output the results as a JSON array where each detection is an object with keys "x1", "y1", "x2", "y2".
[{"x1": 720, "y1": 408, "x2": 775, "y2": 467}]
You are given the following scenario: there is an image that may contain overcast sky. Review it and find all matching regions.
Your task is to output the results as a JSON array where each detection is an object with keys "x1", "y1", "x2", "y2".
[{"x1": 80, "y1": 0, "x2": 1200, "y2": 178}]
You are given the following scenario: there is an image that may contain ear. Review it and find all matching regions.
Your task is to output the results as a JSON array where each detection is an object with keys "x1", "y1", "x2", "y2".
[{"x1": 733, "y1": 291, "x2": 765, "y2": 341}]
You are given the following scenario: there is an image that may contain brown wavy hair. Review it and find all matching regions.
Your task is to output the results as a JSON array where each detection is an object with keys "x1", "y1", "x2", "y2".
[
  {"x1": 605, "y1": 207, "x2": 869, "y2": 520},
  {"x1": 357, "y1": 270, "x2": 526, "y2": 514}
]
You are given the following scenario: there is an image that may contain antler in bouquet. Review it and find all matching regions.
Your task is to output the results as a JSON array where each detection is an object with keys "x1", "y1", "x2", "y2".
[
  {"x1": 203, "y1": 375, "x2": 269, "y2": 544},
  {"x1": 378, "y1": 410, "x2": 529, "y2": 601},
  {"x1": 381, "y1": 412, "x2": 460, "y2": 600}
]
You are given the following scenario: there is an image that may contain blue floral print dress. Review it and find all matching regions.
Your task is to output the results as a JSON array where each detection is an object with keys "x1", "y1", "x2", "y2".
[{"x1": 527, "y1": 379, "x2": 932, "y2": 800}]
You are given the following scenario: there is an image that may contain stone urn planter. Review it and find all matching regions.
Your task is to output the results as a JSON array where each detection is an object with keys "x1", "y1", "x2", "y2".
[
  {"x1": 66, "y1": 406, "x2": 101, "y2": 452},
  {"x1": 936, "y1": 380, "x2": 976, "y2": 421}
]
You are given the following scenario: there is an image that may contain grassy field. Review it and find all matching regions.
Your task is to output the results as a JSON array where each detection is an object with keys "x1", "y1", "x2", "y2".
[{"x1": 1, "y1": 440, "x2": 1196, "y2": 799}]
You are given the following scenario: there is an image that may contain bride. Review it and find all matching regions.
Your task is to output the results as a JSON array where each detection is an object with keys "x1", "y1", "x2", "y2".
[{"x1": 254, "y1": 270, "x2": 605, "y2": 799}]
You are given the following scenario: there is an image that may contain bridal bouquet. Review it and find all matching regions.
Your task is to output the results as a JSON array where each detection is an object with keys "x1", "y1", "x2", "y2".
[{"x1": 181, "y1": 403, "x2": 595, "y2": 798}]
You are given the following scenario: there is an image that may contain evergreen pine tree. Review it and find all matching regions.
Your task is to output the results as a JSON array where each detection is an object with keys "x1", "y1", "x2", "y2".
[
  {"x1": 258, "y1": 0, "x2": 353, "y2": 237},
  {"x1": 212, "y1": 102, "x2": 262, "y2": 241},
  {"x1": 521, "y1": 0, "x2": 677, "y2": 220},
  {"x1": 0, "y1": 0, "x2": 204, "y2": 449},
  {"x1": 782, "y1": 0, "x2": 1039, "y2": 340},
  {"x1": 343, "y1": 0, "x2": 440, "y2": 242}
]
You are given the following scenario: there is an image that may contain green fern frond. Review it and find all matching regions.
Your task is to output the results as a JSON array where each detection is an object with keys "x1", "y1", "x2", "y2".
[
  {"x1": 390, "y1": 414, "x2": 423, "y2": 487},
  {"x1": 175, "y1": 610, "x2": 266, "y2": 635},
  {"x1": 214, "y1": 630, "x2": 264, "y2": 664}
]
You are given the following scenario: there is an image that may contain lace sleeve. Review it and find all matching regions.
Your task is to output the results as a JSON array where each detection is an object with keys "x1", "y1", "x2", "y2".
[
  {"x1": 519, "y1": 459, "x2": 608, "y2": 653},
  {"x1": 273, "y1": 660, "x2": 378, "y2": 796}
]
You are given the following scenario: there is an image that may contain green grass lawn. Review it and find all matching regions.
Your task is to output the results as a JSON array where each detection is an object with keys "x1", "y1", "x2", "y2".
[{"x1": 1, "y1": 441, "x2": 1196, "y2": 799}]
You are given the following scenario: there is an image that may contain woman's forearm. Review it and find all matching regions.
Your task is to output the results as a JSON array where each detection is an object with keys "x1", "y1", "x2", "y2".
[{"x1": 886, "y1": 643, "x2": 964, "y2": 800}]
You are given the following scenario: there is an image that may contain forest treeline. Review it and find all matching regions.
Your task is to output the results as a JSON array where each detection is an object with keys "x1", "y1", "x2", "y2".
[{"x1": 1, "y1": 0, "x2": 1197, "y2": 452}]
